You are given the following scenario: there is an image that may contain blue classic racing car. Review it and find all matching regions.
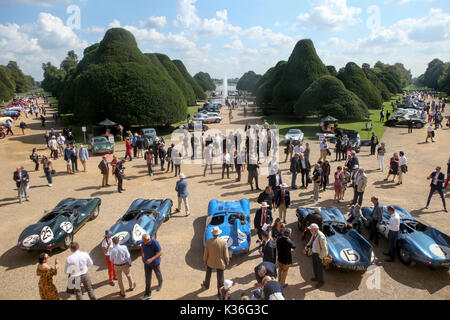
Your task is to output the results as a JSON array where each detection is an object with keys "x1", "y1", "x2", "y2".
[
  {"x1": 108, "y1": 199, "x2": 173, "y2": 250},
  {"x1": 362, "y1": 205, "x2": 450, "y2": 268},
  {"x1": 204, "y1": 199, "x2": 251, "y2": 255},
  {"x1": 296, "y1": 207, "x2": 375, "y2": 271}
]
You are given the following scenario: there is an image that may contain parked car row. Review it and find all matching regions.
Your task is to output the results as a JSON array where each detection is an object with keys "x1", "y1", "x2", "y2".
[{"x1": 17, "y1": 197, "x2": 449, "y2": 271}]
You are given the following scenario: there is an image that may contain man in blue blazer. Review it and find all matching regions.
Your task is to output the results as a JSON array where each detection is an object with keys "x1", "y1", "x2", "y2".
[
  {"x1": 175, "y1": 173, "x2": 190, "y2": 216},
  {"x1": 426, "y1": 166, "x2": 447, "y2": 212},
  {"x1": 274, "y1": 183, "x2": 291, "y2": 224}
]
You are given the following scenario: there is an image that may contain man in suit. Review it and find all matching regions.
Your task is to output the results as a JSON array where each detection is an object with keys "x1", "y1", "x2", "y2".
[
  {"x1": 274, "y1": 183, "x2": 290, "y2": 224},
  {"x1": 202, "y1": 227, "x2": 230, "y2": 297},
  {"x1": 98, "y1": 155, "x2": 110, "y2": 187},
  {"x1": 234, "y1": 150, "x2": 244, "y2": 182},
  {"x1": 299, "y1": 153, "x2": 310, "y2": 189},
  {"x1": 259, "y1": 231, "x2": 276, "y2": 264},
  {"x1": 290, "y1": 153, "x2": 301, "y2": 189},
  {"x1": 254, "y1": 202, "x2": 273, "y2": 241},
  {"x1": 370, "y1": 132, "x2": 378, "y2": 156},
  {"x1": 175, "y1": 173, "x2": 190, "y2": 216},
  {"x1": 247, "y1": 156, "x2": 260, "y2": 191},
  {"x1": 426, "y1": 166, "x2": 447, "y2": 212},
  {"x1": 13, "y1": 166, "x2": 29, "y2": 203},
  {"x1": 257, "y1": 186, "x2": 275, "y2": 210},
  {"x1": 277, "y1": 228, "x2": 296, "y2": 287},
  {"x1": 303, "y1": 223, "x2": 328, "y2": 288},
  {"x1": 268, "y1": 169, "x2": 282, "y2": 191},
  {"x1": 159, "y1": 143, "x2": 167, "y2": 171},
  {"x1": 115, "y1": 159, "x2": 126, "y2": 193},
  {"x1": 254, "y1": 261, "x2": 277, "y2": 287},
  {"x1": 352, "y1": 168, "x2": 368, "y2": 206},
  {"x1": 369, "y1": 196, "x2": 383, "y2": 246},
  {"x1": 70, "y1": 144, "x2": 78, "y2": 173}
]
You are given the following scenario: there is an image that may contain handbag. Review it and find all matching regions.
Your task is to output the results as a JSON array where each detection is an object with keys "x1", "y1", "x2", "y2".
[
  {"x1": 401, "y1": 165, "x2": 407, "y2": 173},
  {"x1": 326, "y1": 149, "x2": 331, "y2": 156},
  {"x1": 51, "y1": 169, "x2": 56, "y2": 175}
]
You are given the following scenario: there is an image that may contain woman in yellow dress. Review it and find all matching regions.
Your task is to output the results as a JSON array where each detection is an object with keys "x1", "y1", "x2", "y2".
[{"x1": 37, "y1": 252, "x2": 60, "y2": 300}]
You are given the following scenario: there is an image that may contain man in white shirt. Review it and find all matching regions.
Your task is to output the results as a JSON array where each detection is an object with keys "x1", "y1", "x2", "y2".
[
  {"x1": 318, "y1": 138, "x2": 329, "y2": 162},
  {"x1": 383, "y1": 206, "x2": 400, "y2": 262},
  {"x1": 64, "y1": 242, "x2": 96, "y2": 300},
  {"x1": 102, "y1": 231, "x2": 116, "y2": 286},
  {"x1": 110, "y1": 236, "x2": 136, "y2": 297},
  {"x1": 426, "y1": 124, "x2": 434, "y2": 142},
  {"x1": 397, "y1": 151, "x2": 407, "y2": 185},
  {"x1": 57, "y1": 133, "x2": 65, "y2": 156},
  {"x1": 204, "y1": 144, "x2": 214, "y2": 176},
  {"x1": 293, "y1": 143, "x2": 303, "y2": 156},
  {"x1": 222, "y1": 152, "x2": 231, "y2": 179}
]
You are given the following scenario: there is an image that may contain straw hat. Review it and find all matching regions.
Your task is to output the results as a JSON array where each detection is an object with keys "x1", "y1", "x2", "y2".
[
  {"x1": 224, "y1": 280, "x2": 233, "y2": 290},
  {"x1": 211, "y1": 227, "x2": 222, "y2": 236},
  {"x1": 261, "y1": 202, "x2": 269, "y2": 208},
  {"x1": 281, "y1": 183, "x2": 288, "y2": 188},
  {"x1": 179, "y1": 173, "x2": 186, "y2": 179}
]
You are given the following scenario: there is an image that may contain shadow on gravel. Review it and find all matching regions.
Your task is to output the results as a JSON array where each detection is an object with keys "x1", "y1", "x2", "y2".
[
  {"x1": 184, "y1": 217, "x2": 206, "y2": 271},
  {"x1": 0, "y1": 246, "x2": 40, "y2": 271}
]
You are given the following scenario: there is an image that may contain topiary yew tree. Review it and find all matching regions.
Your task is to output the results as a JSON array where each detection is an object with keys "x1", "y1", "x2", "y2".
[
  {"x1": 294, "y1": 75, "x2": 369, "y2": 120},
  {"x1": 194, "y1": 72, "x2": 216, "y2": 91},
  {"x1": 272, "y1": 39, "x2": 329, "y2": 113},
  {"x1": 337, "y1": 62, "x2": 383, "y2": 109},
  {"x1": 255, "y1": 61, "x2": 286, "y2": 108},
  {"x1": 236, "y1": 71, "x2": 262, "y2": 94},
  {"x1": 173, "y1": 59, "x2": 206, "y2": 100},
  {"x1": 58, "y1": 28, "x2": 187, "y2": 126}
]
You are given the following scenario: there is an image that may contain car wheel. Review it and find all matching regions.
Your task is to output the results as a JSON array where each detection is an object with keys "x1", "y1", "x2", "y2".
[
  {"x1": 415, "y1": 123, "x2": 424, "y2": 129},
  {"x1": 90, "y1": 205, "x2": 100, "y2": 220},
  {"x1": 61, "y1": 233, "x2": 73, "y2": 250},
  {"x1": 398, "y1": 246, "x2": 413, "y2": 266}
]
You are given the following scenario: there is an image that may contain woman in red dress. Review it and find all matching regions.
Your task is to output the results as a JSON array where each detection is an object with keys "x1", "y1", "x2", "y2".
[{"x1": 125, "y1": 138, "x2": 132, "y2": 161}]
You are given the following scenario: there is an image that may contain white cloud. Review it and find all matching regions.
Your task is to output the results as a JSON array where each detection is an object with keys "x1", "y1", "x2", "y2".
[
  {"x1": 216, "y1": 9, "x2": 228, "y2": 21},
  {"x1": 174, "y1": 0, "x2": 200, "y2": 28},
  {"x1": 140, "y1": 16, "x2": 167, "y2": 29},
  {"x1": 108, "y1": 19, "x2": 121, "y2": 28},
  {"x1": 297, "y1": 0, "x2": 362, "y2": 31}
]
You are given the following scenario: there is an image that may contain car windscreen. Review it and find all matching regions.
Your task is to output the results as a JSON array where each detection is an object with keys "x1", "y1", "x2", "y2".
[
  {"x1": 39, "y1": 211, "x2": 59, "y2": 222},
  {"x1": 210, "y1": 213, "x2": 225, "y2": 226},
  {"x1": 93, "y1": 137, "x2": 108, "y2": 143}
]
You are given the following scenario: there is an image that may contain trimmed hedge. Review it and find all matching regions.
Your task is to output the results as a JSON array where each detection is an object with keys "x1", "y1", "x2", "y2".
[
  {"x1": 194, "y1": 72, "x2": 216, "y2": 91},
  {"x1": 236, "y1": 71, "x2": 262, "y2": 93},
  {"x1": 294, "y1": 75, "x2": 369, "y2": 121},
  {"x1": 173, "y1": 59, "x2": 206, "y2": 100},
  {"x1": 337, "y1": 62, "x2": 383, "y2": 109},
  {"x1": 58, "y1": 28, "x2": 187, "y2": 126},
  {"x1": 272, "y1": 39, "x2": 329, "y2": 113},
  {"x1": 255, "y1": 61, "x2": 286, "y2": 107}
]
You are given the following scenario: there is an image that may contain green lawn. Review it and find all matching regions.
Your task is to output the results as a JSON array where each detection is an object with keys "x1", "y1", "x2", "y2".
[{"x1": 263, "y1": 94, "x2": 402, "y2": 141}]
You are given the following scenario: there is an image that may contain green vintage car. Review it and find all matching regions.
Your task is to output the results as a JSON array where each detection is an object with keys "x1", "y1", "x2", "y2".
[
  {"x1": 88, "y1": 136, "x2": 114, "y2": 155},
  {"x1": 17, "y1": 198, "x2": 101, "y2": 251}
]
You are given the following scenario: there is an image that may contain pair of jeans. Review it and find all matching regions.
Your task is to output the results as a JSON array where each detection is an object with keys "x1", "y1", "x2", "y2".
[
  {"x1": 312, "y1": 253, "x2": 324, "y2": 284},
  {"x1": 301, "y1": 169, "x2": 309, "y2": 187},
  {"x1": 352, "y1": 191, "x2": 364, "y2": 206},
  {"x1": 388, "y1": 230, "x2": 399, "y2": 261},
  {"x1": 147, "y1": 163, "x2": 153, "y2": 175},
  {"x1": 426, "y1": 185, "x2": 446, "y2": 208},
  {"x1": 204, "y1": 267, "x2": 224, "y2": 295},
  {"x1": 74, "y1": 273, "x2": 96, "y2": 300},
  {"x1": 369, "y1": 220, "x2": 380, "y2": 245},
  {"x1": 235, "y1": 165, "x2": 242, "y2": 181},
  {"x1": 222, "y1": 164, "x2": 230, "y2": 178},
  {"x1": 44, "y1": 168, "x2": 52, "y2": 184},
  {"x1": 313, "y1": 182, "x2": 320, "y2": 201},
  {"x1": 144, "y1": 263, "x2": 162, "y2": 296},
  {"x1": 166, "y1": 160, "x2": 173, "y2": 172},
  {"x1": 291, "y1": 172, "x2": 298, "y2": 188}
]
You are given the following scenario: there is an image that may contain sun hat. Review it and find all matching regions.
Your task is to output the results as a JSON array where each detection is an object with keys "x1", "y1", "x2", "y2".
[
  {"x1": 308, "y1": 223, "x2": 319, "y2": 230},
  {"x1": 179, "y1": 173, "x2": 186, "y2": 179},
  {"x1": 261, "y1": 202, "x2": 269, "y2": 208},
  {"x1": 281, "y1": 183, "x2": 288, "y2": 188},
  {"x1": 212, "y1": 226, "x2": 222, "y2": 236},
  {"x1": 224, "y1": 280, "x2": 233, "y2": 290}
]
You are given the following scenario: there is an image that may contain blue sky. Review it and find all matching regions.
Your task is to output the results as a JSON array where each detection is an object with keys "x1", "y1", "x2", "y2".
[{"x1": 0, "y1": 0, "x2": 449, "y2": 81}]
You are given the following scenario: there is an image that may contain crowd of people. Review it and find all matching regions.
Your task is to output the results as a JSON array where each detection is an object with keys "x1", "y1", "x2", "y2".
[{"x1": 6, "y1": 91, "x2": 449, "y2": 300}]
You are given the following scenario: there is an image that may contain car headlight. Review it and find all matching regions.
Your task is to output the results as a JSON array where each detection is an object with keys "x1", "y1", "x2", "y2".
[
  {"x1": 113, "y1": 231, "x2": 130, "y2": 245},
  {"x1": 22, "y1": 234, "x2": 40, "y2": 247}
]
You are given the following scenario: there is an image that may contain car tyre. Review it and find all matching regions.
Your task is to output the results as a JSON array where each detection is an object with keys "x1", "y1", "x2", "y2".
[
  {"x1": 61, "y1": 233, "x2": 73, "y2": 250},
  {"x1": 398, "y1": 246, "x2": 414, "y2": 266},
  {"x1": 415, "y1": 123, "x2": 424, "y2": 129},
  {"x1": 90, "y1": 205, "x2": 100, "y2": 220}
]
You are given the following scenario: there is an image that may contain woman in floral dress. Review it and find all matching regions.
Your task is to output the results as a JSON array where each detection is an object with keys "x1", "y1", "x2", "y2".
[
  {"x1": 334, "y1": 166, "x2": 344, "y2": 202},
  {"x1": 36, "y1": 253, "x2": 59, "y2": 300}
]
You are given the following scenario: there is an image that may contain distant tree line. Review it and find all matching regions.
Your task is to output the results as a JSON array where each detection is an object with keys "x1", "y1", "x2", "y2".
[
  {"x1": 414, "y1": 58, "x2": 450, "y2": 95},
  {"x1": 0, "y1": 61, "x2": 36, "y2": 102}
]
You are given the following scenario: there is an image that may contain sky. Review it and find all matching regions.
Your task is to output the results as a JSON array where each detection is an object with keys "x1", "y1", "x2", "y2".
[{"x1": 0, "y1": 0, "x2": 449, "y2": 81}]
